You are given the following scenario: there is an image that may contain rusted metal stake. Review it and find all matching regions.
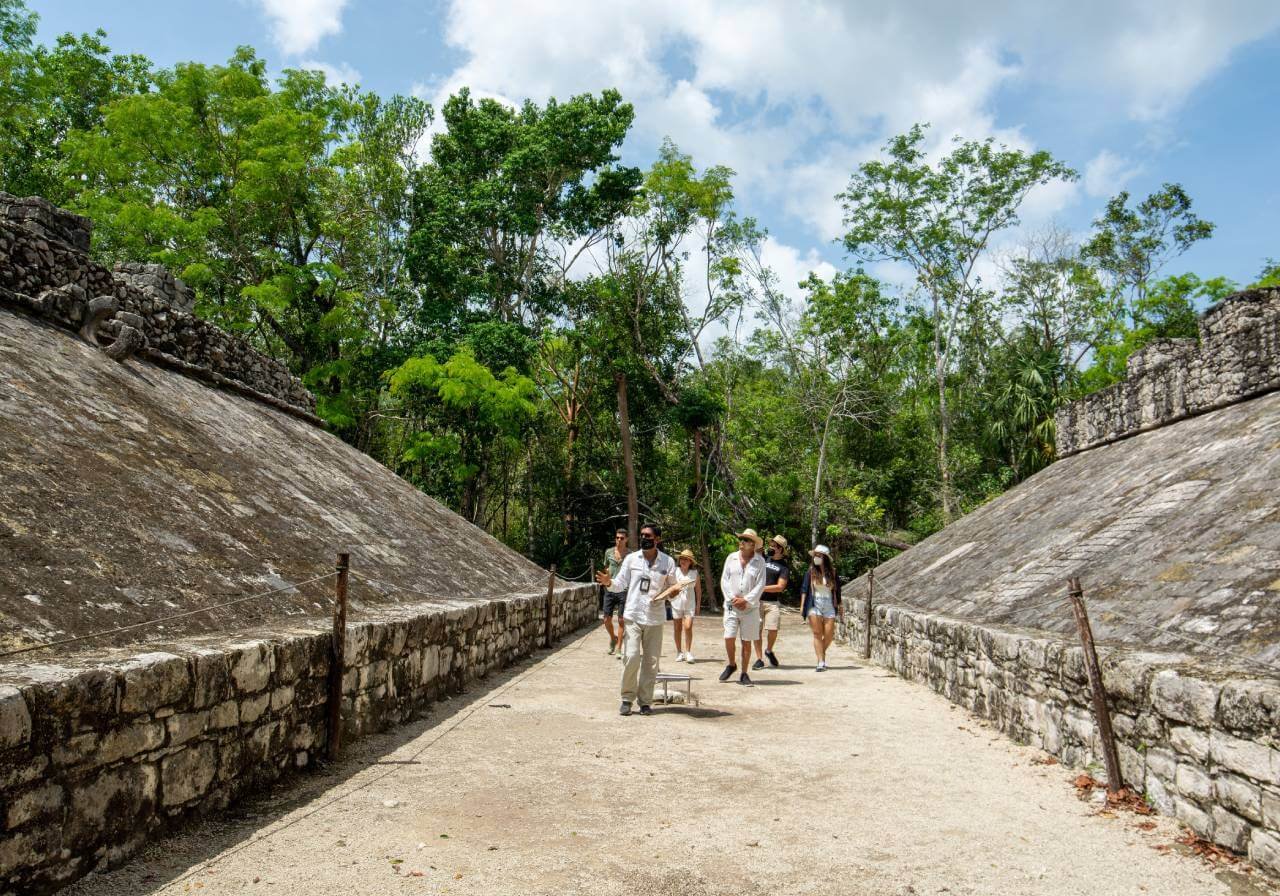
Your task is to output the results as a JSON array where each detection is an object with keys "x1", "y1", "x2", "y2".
[
  {"x1": 542, "y1": 563, "x2": 558, "y2": 647},
  {"x1": 1067, "y1": 576, "x2": 1124, "y2": 796},
  {"x1": 327, "y1": 552, "x2": 350, "y2": 761},
  {"x1": 864, "y1": 569, "x2": 874, "y2": 659}
]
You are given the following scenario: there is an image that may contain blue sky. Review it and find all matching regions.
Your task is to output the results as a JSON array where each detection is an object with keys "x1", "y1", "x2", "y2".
[{"x1": 33, "y1": 1, "x2": 1280, "y2": 299}]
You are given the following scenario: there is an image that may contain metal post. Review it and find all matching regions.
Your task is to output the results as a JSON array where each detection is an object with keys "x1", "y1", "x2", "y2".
[
  {"x1": 864, "y1": 569, "x2": 874, "y2": 659},
  {"x1": 1067, "y1": 576, "x2": 1124, "y2": 796},
  {"x1": 327, "y1": 552, "x2": 350, "y2": 761},
  {"x1": 544, "y1": 565, "x2": 557, "y2": 647}
]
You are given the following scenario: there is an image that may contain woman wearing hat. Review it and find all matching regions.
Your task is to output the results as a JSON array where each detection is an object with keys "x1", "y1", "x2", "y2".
[
  {"x1": 800, "y1": 544, "x2": 842, "y2": 671},
  {"x1": 662, "y1": 549, "x2": 701, "y2": 662}
]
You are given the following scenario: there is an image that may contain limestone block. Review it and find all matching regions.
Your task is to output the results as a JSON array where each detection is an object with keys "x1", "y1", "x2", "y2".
[
  {"x1": 6, "y1": 782, "x2": 64, "y2": 829},
  {"x1": 1151, "y1": 669, "x2": 1219, "y2": 728},
  {"x1": 0, "y1": 684, "x2": 32, "y2": 748},
  {"x1": 1117, "y1": 743, "x2": 1145, "y2": 790},
  {"x1": 1263, "y1": 787, "x2": 1280, "y2": 829},
  {"x1": 1209, "y1": 733, "x2": 1278, "y2": 785},
  {"x1": 209, "y1": 700, "x2": 239, "y2": 729},
  {"x1": 272, "y1": 636, "x2": 311, "y2": 682},
  {"x1": 1101, "y1": 656, "x2": 1155, "y2": 706},
  {"x1": 270, "y1": 685, "x2": 296, "y2": 713},
  {"x1": 120, "y1": 652, "x2": 189, "y2": 713},
  {"x1": 1169, "y1": 726, "x2": 1210, "y2": 764},
  {"x1": 95, "y1": 719, "x2": 165, "y2": 765},
  {"x1": 229, "y1": 642, "x2": 273, "y2": 693},
  {"x1": 0, "y1": 824, "x2": 61, "y2": 878},
  {"x1": 166, "y1": 710, "x2": 211, "y2": 747},
  {"x1": 1216, "y1": 773, "x2": 1262, "y2": 823},
  {"x1": 1212, "y1": 806, "x2": 1252, "y2": 853},
  {"x1": 1218, "y1": 679, "x2": 1280, "y2": 736},
  {"x1": 161, "y1": 742, "x2": 217, "y2": 807},
  {"x1": 0, "y1": 754, "x2": 48, "y2": 791},
  {"x1": 192, "y1": 650, "x2": 232, "y2": 708},
  {"x1": 1175, "y1": 762, "x2": 1213, "y2": 803},
  {"x1": 1250, "y1": 828, "x2": 1280, "y2": 875},
  {"x1": 1145, "y1": 747, "x2": 1177, "y2": 782},
  {"x1": 240, "y1": 693, "x2": 270, "y2": 724},
  {"x1": 64, "y1": 764, "x2": 158, "y2": 849},
  {"x1": 1174, "y1": 796, "x2": 1213, "y2": 838},
  {"x1": 1146, "y1": 773, "x2": 1175, "y2": 815}
]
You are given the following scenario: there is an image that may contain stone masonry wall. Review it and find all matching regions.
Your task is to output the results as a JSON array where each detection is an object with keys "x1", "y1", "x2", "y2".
[
  {"x1": 0, "y1": 193, "x2": 316, "y2": 419},
  {"x1": 843, "y1": 598, "x2": 1280, "y2": 876},
  {"x1": 1055, "y1": 287, "x2": 1280, "y2": 457},
  {"x1": 0, "y1": 582, "x2": 596, "y2": 895}
]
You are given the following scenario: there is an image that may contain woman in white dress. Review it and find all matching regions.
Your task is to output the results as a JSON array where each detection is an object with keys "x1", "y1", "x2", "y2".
[{"x1": 663, "y1": 548, "x2": 701, "y2": 663}]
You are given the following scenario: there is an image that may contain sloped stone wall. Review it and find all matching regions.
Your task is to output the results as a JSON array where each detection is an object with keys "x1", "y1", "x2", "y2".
[
  {"x1": 0, "y1": 192, "x2": 316, "y2": 418},
  {"x1": 0, "y1": 583, "x2": 596, "y2": 895},
  {"x1": 1055, "y1": 287, "x2": 1280, "y2": 456},
  {"x1": 843, "y1": 599, "x2": 1280, "y2": 875}
]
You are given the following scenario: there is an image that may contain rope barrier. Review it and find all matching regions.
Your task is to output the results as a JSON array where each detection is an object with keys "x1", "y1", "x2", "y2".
[{"x1": 0, "y1": 571, "x2": 339, "y2": 660}]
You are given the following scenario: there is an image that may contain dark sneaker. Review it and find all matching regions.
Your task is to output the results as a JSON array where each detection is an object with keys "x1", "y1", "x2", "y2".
[
  {"x1": 739, "y1": 671, "x2": 753, "y2": 686},
  {"x1": 718, "y1": 664, "x2": 737, "y2": 682},
  {"x1": 765, "y1": 650, "x2": 779, "y2": 667},
  {"x1": 607, "y1": 642, "x2": 616, "y2": 655},
  {"x1": 639, "y1": 705, "x2": 653, "y2": 716},
  {"x1": 751, "y1": 659, "x2": 765, "y2": 671},
  {"x1": 619, "y1": 701, "x2": 632, "y2": 716}
]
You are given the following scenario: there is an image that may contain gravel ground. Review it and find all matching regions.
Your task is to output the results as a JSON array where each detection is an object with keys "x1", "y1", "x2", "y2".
[{"x1": 65, "y1": 614, "x2": 1271, "y2": 896}]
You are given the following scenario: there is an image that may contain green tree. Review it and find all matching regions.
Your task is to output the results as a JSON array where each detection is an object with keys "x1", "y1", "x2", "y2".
[{"x1": 839, "y1": 124, "x2": 1075, "y2": 521}]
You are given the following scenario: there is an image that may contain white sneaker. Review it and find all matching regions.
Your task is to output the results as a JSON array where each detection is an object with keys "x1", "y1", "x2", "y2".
[{"x1": 685, "y1": 653, "x2": 695, "y2": 664}]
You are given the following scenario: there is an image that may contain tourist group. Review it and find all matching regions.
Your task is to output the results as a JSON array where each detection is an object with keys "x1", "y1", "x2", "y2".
[{"x1": 595, "y1": 525, "x2": 842, "y2": 716}]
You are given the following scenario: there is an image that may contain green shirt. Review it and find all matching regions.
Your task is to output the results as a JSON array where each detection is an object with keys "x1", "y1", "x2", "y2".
[{"x1": 603, "y1": 546, "x2": 624, "y2": 581}]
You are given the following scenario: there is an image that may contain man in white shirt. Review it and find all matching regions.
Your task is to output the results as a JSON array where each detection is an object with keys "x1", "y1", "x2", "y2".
[
  {"x1": 720, "y1": 528, "x2": 767, "y2": 686},
  {"x1": 596, "y1": 522, "x2": 675, "y2": 716}
]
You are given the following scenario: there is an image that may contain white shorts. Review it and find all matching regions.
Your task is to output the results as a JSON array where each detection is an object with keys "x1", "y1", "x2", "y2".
[
  {"x1": 669, "y1": 593, "x2": 696, "y2": 618},
  {"x1": 724, "y1": 609, "x2": 761, "y2": 641}
]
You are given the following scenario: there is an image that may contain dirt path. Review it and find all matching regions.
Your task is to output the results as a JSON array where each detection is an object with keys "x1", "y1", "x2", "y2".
[{"x1": 66, "y1": 614, "x2": 1266, "y2": 896}]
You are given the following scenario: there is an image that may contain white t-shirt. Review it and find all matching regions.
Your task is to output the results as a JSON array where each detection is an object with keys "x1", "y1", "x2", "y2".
[
  {"x1": 612, "y1": 549, "x2": 676, "y2": 626},
  {"x1": 671, "y1": 568, "x2": 698, "y2": 612},
  {"x1": 720, "y1": 550, "x2": 766, "y2": 616}
]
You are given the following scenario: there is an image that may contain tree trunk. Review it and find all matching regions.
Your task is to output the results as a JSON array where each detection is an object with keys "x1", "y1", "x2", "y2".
[
  {"x1": 693, "y1": 427, "x2": 718, "y2": 610},
  {"x1": 616, "y1": 372, "x2": 639, "y2": 549},
  {"x1": 812, "y1": 404, "x2": 835, "y2": 548},
  {"x1": 933, "y1": 308, "x2": 954, "y2": 523}
]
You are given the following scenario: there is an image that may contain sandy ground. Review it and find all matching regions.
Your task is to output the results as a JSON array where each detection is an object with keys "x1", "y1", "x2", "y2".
[{"x1": 65, "y1": 613, "x2": 1271, "y2": 896}]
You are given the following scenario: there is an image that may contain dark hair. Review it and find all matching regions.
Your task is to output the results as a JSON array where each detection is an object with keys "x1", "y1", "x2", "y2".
[
  {"x1": 640, "y1": 522, "x2": 662, "y2": 537},
  {"x1": 615, "y1": 529, "x2": 627, "y2": 538}
]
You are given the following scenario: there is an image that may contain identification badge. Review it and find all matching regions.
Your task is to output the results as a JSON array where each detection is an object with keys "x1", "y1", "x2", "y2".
[{"x1": 639, "y1": 576, "x2": 650, "y2": 594}]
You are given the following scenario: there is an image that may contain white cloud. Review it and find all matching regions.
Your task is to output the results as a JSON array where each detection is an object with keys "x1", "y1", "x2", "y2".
[
  {"x1": 760, "y1": 236, "x2": 839, "y2": 302},
  {"x1": 421, "y1": 0, "x2": 1280, "y2": 273},
  {"x1": 1083, "y1": 150, "x2": 1142, "y2": 199},
  {"x1": 295, "y1": 59, "x2": 361, "y2": 87},
  {"x1": 258, "y1": 0, "x2": 349, "y2": 56}
]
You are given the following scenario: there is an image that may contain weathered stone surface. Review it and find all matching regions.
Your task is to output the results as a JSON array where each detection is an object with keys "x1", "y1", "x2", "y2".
[
  {"x1": 64, "y1": 764, "x2": 157, "y2": 848},
  {"x1": 1251, "y1": 828, "x2": 1280, "y2": 875},
  {"x1": 1169, "y1": 726, "x2": 1210, "y2": 763},
  {"x1": 1216, "y1": 774, "x2": 1262, "y2": 823},
  {"x1": 1213, "y1": 806, "x2": 1252, "y2": 852},
  {"x1": 161, "y1": 742, "x2": 217, "y2": 807},
  {"x1": 229, "y1": 643, "x2": 273, "y2": 694},
  {"x1": 5, "y1": 782, "x2": 63, "y2": 829},
  {"x1": 166, "y1": 710, "x2": 211, "y2": 747},
  {"x1": 1209, "y1": 734, "x2": 1279, "y2": 785},
  {"x1": 95, "y1": 719, "x2": 165, "y2": 765},
  {"x1": 1175, "y1": 762, "x2": 1213, "y2": 803},
  {"x1": 1151, "y1": 670, "x2": 1219, "y2": 728},
  {"x1": 0, "y1": 684, "x2": 31, "y2": 748},
  {"x1": 119, "y1": 653, "x2": 188, "y2": 714}
]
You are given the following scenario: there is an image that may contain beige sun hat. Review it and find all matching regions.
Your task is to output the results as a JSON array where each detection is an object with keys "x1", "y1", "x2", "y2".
[
  {"x1": 809, "y1": 544, "x2": 832, "y2": 559},
  {"x1": 770, "y1": 534, "x2": 788, "y2": 551},
  {"x1": 734, "y1": 528, "x2": 764, "y2": 549},
  {"x1": 676, "y1": 548, "x2": 697, "y2": 565}
]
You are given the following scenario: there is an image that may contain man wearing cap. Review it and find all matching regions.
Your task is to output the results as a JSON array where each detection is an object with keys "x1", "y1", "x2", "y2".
[
  {"x1": 596, "y1": 522, "x2": 676, "y2": 716},
  {"x1": 752, "y1": 534, "x2": 790, "y2": 669},
  {"x1": 719, "y1": 528, "x2": 767, "y2": 686}
]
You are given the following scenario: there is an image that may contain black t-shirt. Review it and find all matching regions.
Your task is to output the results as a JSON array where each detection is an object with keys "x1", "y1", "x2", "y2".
[{"x1": 762, "y1": 558, "x2": 789, "y2": 601}]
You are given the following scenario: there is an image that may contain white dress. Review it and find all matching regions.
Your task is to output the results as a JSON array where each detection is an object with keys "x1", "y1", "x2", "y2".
[{"x1": 669, "y1": 568, "x2": 698, "y2": 618}]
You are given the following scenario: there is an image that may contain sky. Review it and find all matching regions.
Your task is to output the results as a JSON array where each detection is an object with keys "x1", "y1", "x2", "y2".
[{"x1": 32, "y1": 0, "x2": 1280, "y2": 302}]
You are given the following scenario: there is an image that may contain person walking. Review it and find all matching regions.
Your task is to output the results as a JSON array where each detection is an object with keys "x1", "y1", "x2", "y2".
[
  {"x1": 800, "y1": 544, "x2": 842, "y2": 671},
  {"x1": 719, "y1": 528, "x2": 766, "y2": 686},
  {"x1": 752, "y1": 534, "x2": 790, "y2": 669},
  {"x1": 596, "y1": 523, "x2": 675, "y2": 716},
  {"x1": 601, "y1": 529, "x2": 628, "y2": 656},
  {"x1": 663, "y1": 549, "x2": 700, "y2": 663}
]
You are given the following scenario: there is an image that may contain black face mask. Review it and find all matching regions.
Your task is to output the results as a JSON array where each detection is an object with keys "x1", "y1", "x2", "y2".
[{"x1": 640, "y1": 536, "x2": 656, "y2": 550}]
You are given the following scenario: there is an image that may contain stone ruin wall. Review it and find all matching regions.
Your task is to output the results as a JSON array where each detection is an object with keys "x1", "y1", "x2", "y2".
[
  {"x1": 1, "y1": 584, "x2": 597, "y2": 895},
  {"x1": 1055, "y1": 286, "x2": 1280, "y2": 456},
  {"x1": 842, "y1": 602, "x2": 1280, "y2": 877},
  {"x1": 0, "y1": 193, "x2": 317, "y2": 421},
  {"x1": 840, "y1": 288, "x2": 1280, "y2": 876}
]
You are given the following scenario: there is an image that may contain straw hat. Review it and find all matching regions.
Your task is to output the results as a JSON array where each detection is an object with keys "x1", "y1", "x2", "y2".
[
  {"x1": 770, "y1": 534, "x2": 788, "y2": 551},
  {"x1": 735, "y1": 528, "x2": 764, "y2": 549},
  {"x1": 809, "y1": 544, "x2": 832, "y2": 559},
  {"x1": 676, "y1": 548, "x2": 697, "y2": 565}
]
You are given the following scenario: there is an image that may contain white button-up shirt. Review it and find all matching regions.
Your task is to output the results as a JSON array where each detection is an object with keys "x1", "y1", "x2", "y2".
[
  {"x1": 720, "y1": 550, "x2": 767, "y2": 615},
  {"x1": 612, "y1": 549, "x2": 676, "y2": 626}
]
